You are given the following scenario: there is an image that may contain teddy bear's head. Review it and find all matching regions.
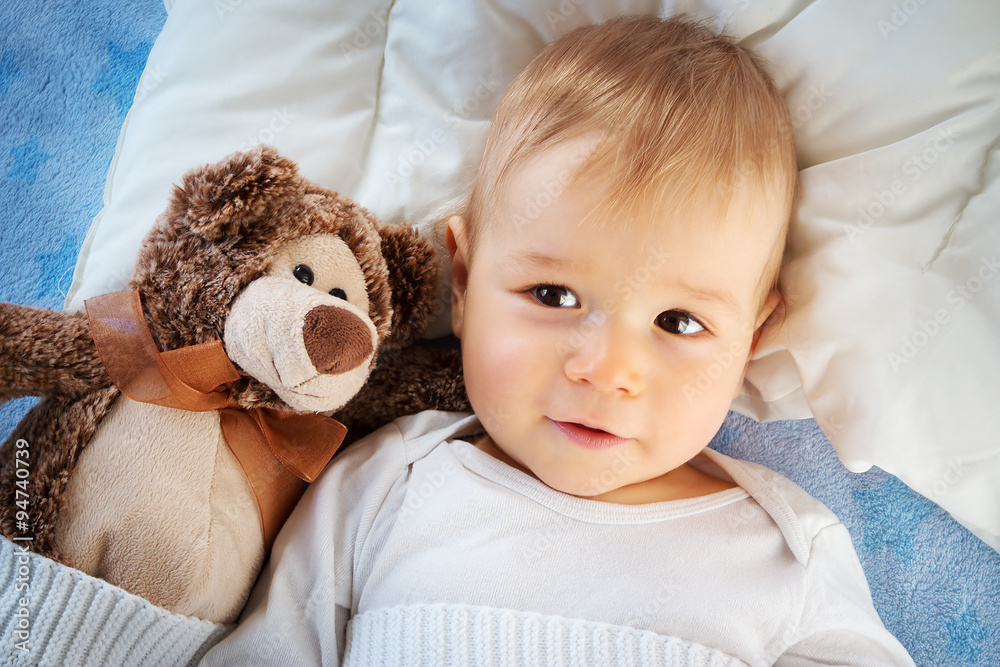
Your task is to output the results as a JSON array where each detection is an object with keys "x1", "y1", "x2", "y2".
[{"x1": 126, "y1": 146, "x2": 441, "y2": 413}]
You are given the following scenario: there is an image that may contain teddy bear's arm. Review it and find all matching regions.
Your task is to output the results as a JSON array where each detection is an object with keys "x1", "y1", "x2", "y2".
[
  {"x1": 334, "y1": 340, "x2": 471, "y2": 445},
  {"x1": 0, "y1": 386, "x2": 119, "y2": 558},
  {"x1": 0, "y1": 303, "x2": 110, "y2": 403}
]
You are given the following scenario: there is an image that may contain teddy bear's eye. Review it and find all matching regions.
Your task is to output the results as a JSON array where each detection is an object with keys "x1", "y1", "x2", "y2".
[
  {"x1": 293, "y1": 264, "x2": 314, "y2": 286},
  {"x1": 329, "y1": 288, "x2": 347, "y2": 300}
]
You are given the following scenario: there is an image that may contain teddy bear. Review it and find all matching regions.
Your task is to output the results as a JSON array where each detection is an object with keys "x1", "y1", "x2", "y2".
[{"x1": 0, "y1": 146, "x2": 469, "y2": 624}]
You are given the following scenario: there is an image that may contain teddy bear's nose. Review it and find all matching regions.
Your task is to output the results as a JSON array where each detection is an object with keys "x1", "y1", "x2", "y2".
[{"x1": 303, "y1": 305, "x2": 374, "y2": 375}]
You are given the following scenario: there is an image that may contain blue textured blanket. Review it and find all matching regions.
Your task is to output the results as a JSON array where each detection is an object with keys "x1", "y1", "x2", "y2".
[{"x1": 0, "y1": 1, "x2": 997, "y2": 665}]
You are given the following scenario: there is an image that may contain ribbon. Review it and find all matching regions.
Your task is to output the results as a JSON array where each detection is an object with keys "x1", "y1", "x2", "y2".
[{"x1": 84, "y1": 290, "x2": 347, "y2": 549}]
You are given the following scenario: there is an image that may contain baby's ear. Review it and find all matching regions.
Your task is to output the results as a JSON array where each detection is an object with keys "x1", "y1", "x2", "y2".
[
  {"x1": 168, "y1": 146, "x2": 305, "y2": 241},
  {"x1": 736, "y1": 290, "x2": 784, "y2": 399},
  {"x1": 752, "y1": 290, "x2": 784, "y2": 351},
  {"x1": 377, "y1": 224, "x2": 443, "y2": 350},
  {"x1": 445, "y1": 216, "x2": 471, "y2": 338}
]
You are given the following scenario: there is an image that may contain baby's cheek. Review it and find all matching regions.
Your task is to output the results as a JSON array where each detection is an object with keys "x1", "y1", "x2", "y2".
[
  {"x1": 462, "y1": 319, "x2": 538, "y2": 412},
  {"x1": 664, "y1": 345, "x2": 745, "y2": 437}
]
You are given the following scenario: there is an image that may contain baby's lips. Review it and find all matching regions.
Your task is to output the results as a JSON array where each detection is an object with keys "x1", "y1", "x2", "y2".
[
  {"x1": 548, "y1": 417, "x2": 632, "y2": 450},
  {"x1": 549, "y1": 415, "x2": 621, "y2": 438}
]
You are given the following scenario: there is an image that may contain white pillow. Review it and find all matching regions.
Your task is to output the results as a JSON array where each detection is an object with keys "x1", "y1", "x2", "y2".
[{"x1": 66, "y1": 0, "x2": 1000, "y2": 550}]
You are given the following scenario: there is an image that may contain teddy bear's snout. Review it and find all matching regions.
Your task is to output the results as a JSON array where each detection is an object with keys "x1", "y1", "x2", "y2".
[{"x1": 303, "y1": 305, "x2": 374, "y2": 374}]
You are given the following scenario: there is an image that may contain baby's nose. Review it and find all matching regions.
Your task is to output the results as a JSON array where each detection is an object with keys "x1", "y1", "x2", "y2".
[{"x1": 563, "y1": 322, "x2": 644, "y2": 396}]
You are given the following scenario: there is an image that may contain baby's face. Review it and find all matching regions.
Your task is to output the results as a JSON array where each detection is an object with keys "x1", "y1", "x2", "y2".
[{"x1": 449, "y1": 136, "x2": 786, "y2": 502}]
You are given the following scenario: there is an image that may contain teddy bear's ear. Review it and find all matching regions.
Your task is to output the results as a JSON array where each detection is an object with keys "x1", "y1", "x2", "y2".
[
  {"x1": 377, "y1": 224, "x2": 443, "y2": 350},
  {"x1": 168, "y1": 146, "x2": 305, "y2": 241}
]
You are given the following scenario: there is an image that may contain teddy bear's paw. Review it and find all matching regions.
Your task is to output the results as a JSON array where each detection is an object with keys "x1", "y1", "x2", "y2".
[{"x1": 0, "y1": 303, "x2": 109, "y2": 402}]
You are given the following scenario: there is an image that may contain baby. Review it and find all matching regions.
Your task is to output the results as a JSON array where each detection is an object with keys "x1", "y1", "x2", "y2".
[{"x1": 203, "y1": 15, "x2": 913, "y2": 666}]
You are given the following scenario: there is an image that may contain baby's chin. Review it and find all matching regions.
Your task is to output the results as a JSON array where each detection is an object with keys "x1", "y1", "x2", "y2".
[
  {"x1": 532, "y1": 463, "x2": 631, "y2": 500},
  {"x1": 475, "y1": 436, "x2": 599, "y2": 495}
]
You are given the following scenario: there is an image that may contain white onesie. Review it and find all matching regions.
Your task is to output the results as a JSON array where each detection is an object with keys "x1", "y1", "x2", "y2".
[{"x1": 202, "y1": 410, "x2": 914, "y2": 666}]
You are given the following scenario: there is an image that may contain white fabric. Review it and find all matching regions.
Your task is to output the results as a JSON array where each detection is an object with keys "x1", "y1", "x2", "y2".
[
  {"x1": 201, "y1": 411, "x2": 914, "y2": 667},
  {"x1": 64, "y1": 0, "x2": 1000, "y2": 549},
  {"x1": 0, "y1": 536, "x2": 228, "y2": 666},
  {"x1": 344, "y1": 605, "x2": 745, "y2": 667}
]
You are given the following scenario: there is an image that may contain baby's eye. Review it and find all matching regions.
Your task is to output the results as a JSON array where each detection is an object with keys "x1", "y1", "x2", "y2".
[
  {"x1": 655, "y1": 310, "x2": 705, "y2": 335},
  {"x1": 531, "y1": 284, "x2": 580, "y2": 308}
]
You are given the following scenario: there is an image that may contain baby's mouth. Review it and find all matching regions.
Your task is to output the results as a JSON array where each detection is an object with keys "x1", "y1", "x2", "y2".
[
  {"x1": 568, "y1": 422, "x2": 610, "y2": 436},
  {"x1": 548, "y1": 418, "x2": 628, "y2": 450}
]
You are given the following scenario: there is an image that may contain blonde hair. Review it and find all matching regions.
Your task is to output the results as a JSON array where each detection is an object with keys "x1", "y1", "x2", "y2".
[{"x1": 464, "y1": 14, "x2": 798, "y2": 302}]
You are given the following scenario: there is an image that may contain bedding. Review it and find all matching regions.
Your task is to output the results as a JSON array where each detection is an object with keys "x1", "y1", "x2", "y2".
[
  {"x1": 62, "y1": 0, "x2": 1000, "y2": 554},
  {"x1": 0, "y1": 0, "x2": 997, "y2": 665}
]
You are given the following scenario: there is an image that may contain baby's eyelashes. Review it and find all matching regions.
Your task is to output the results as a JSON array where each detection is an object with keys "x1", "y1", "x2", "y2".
[
  {"x1": 524, "y1": 283, "x2": 709, "y2": 336},
  {"x1": 530, "y1": 284, "x2": 580, "y2": 308},
  {"x1": 655, "y1": 310, "x2": 706, "y2": 335}
]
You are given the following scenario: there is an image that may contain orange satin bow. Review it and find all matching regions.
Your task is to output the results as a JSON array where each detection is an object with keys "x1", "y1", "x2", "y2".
[{"x1": 84, "y1": 290, "x2": 347, "y2": 549}]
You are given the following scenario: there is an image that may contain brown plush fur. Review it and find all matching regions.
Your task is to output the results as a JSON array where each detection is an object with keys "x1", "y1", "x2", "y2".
[
  {"x1": 0, "y1": 305, "x2": 110, "y2": 401},
  {"x1": 335, "y1": 339, "x2": 471, "y2": 445},
  {"x1": 0, "y1": 146, "x2": 468, "y2": 567},
  {"x1": 129, "y1": 148, "x2": 440, "y2": 410}
]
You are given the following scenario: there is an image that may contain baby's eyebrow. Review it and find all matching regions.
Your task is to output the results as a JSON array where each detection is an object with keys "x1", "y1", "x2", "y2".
[
  {"x1": 675, "y1": 279, "x2": 742, "y2": 315},
  {"x1": 501, "y1": 251, "x2": 595, "y2": 274}
]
